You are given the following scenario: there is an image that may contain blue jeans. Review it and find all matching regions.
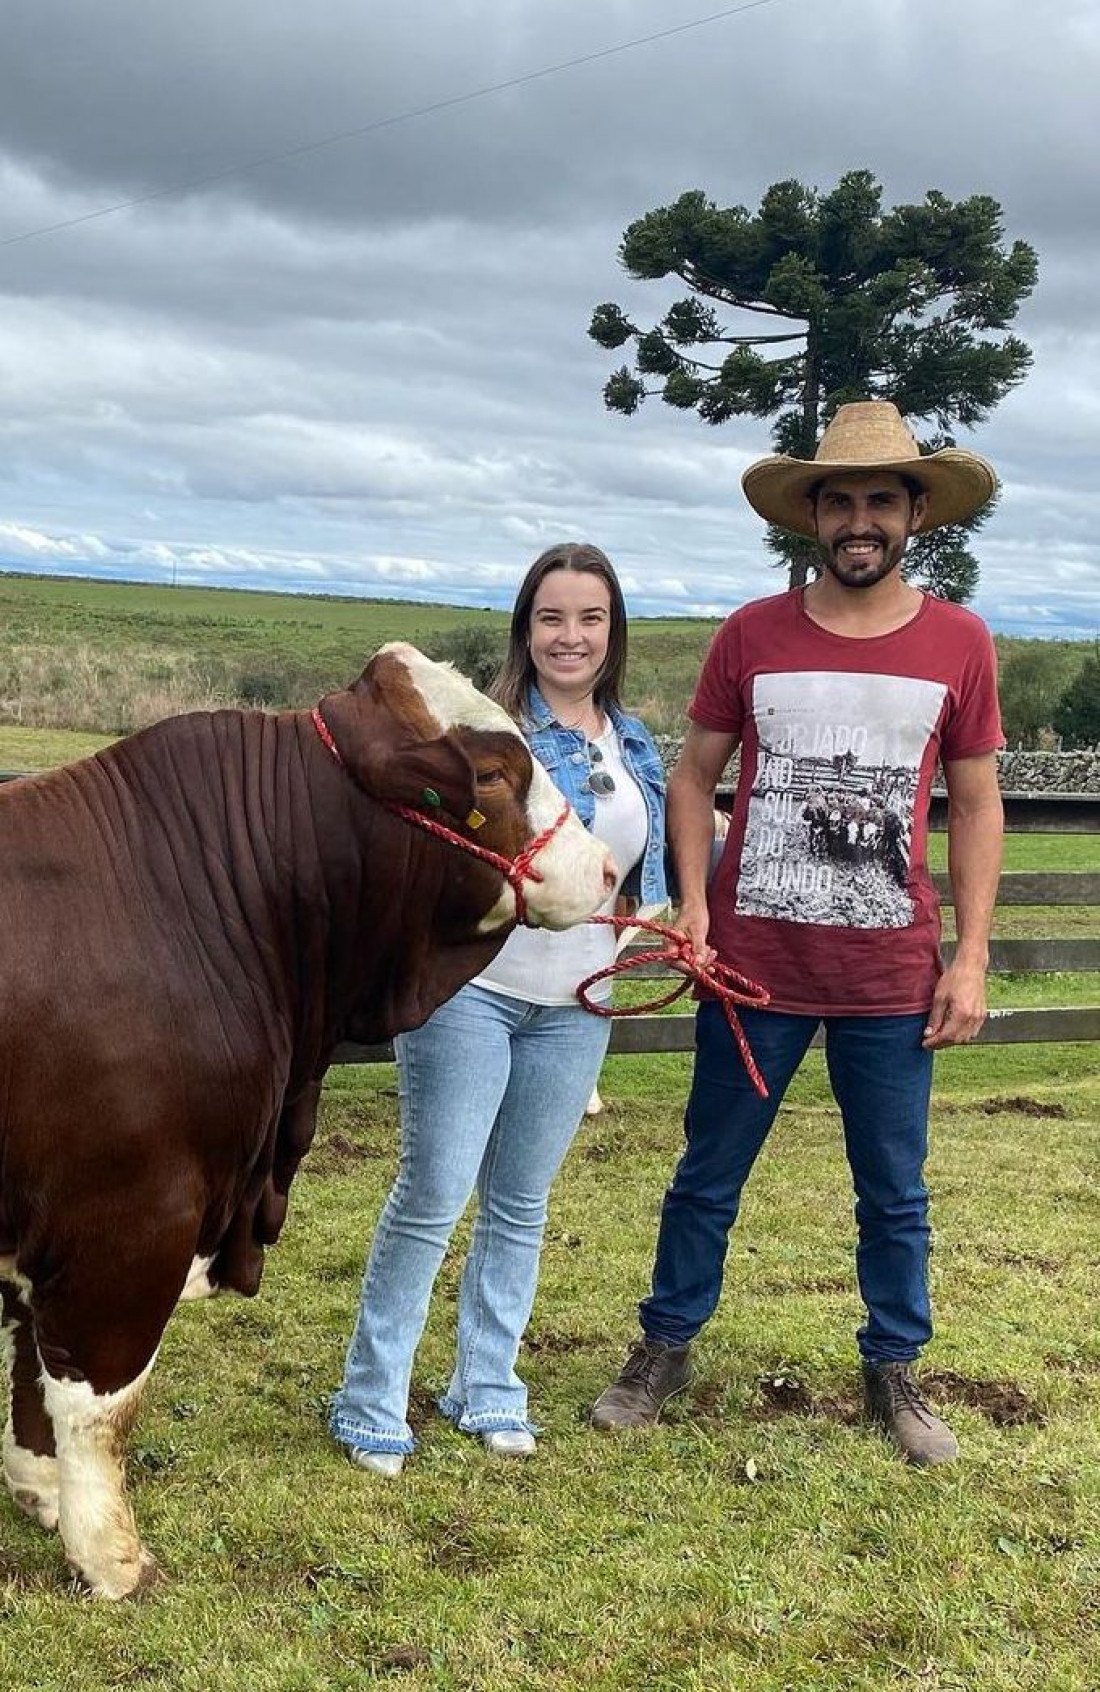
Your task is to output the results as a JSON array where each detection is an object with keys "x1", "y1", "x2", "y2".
[
  {"x1": 640, "y1": 1002, "x2": 934, "y2": 1364},
  {"x1": 329, "y1": 982, "x2": 611, "y2": 1454}
]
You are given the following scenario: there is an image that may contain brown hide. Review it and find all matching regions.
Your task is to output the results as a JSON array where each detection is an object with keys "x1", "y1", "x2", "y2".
[{"x1": 0, "y1": 658, "x2": 533, "y2": 1391}]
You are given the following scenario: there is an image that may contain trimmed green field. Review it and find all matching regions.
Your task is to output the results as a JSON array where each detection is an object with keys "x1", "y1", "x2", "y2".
[{"x1": 0, "y1": 1050, "x2": 1096, "y2": 1691}]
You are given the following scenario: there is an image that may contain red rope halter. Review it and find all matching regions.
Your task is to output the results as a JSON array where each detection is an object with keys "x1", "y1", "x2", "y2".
[
  {"x1": 577, "y1": 915, "x2": 771, "y2": 1098},
  {"x1": 311, "y1": 704, "x2": 770, "y2": 1094},
  {"x1": 310, "y1": 705, "x2": 570, "y2": 925}
]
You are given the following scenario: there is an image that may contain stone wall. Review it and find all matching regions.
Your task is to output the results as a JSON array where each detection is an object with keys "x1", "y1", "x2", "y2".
[
  {"x1": 997, "y1": 749, "x2": 1100, "y2": 794},
  {"x1": 652, "y1": 740, "x2": 1100, "y2": 794}
]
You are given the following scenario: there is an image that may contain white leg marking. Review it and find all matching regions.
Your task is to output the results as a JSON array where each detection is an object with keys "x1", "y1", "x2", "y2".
[
  {"x1": 0, "y1": 1260, "x2": 33, "y2": 1296},
  {"x1": 43, "y1": 1361, "x2": 159, "y2": 1599},
  {"x1": 1, "y1": 1276, "x2": 60, "y2": 1530},
  {"x1": 3, "y1": 1422, "x2": 60, "y2": 1530},
  {"x1": 178, "y1": 1254, "x2": 218, "y2": 1302}
]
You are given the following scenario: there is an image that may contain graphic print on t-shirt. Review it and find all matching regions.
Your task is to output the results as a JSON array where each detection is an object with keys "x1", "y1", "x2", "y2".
[{"x1": 734, "y1": 670, "x2": 947, "y2": 928}]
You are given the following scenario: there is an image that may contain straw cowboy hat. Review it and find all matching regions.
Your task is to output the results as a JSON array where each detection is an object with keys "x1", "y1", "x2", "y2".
[{"x1": 741, "y1": 401, "x2": 997, "y2": 537}]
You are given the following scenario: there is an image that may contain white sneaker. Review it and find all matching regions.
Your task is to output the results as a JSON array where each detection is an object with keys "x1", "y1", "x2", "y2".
[
  {"x1": 481, "y1": 1428, "x2": 536, "y2": 1458},
  {"x1": 348, "y1": 1448, "x2": 405, "y2": 1477}
]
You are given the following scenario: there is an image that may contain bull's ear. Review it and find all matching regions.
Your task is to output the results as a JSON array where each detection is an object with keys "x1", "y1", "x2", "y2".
[{"x1": 318, "y1": 683, "x2": 479, "y2": 820}]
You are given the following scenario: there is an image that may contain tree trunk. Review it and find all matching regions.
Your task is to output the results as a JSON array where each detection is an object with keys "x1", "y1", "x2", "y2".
[{"x1": 787, "y1": 325, "x2": 822, "y2": 589}]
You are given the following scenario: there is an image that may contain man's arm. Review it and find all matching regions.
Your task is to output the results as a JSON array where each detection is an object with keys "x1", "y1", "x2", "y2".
[
  {"x1": 923, "y1": 751, "x2": 1003, "y2": 1050},
  {"x1": 667, "y1": 723, "x2": 738, "y2": 962}
]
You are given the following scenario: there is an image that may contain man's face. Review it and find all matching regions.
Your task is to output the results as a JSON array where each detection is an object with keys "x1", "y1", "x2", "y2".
[{"x1": 810, "y1": 472, "x2": 927, "y2": 589}]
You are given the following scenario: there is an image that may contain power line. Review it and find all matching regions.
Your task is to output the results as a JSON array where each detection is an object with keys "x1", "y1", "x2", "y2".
[{"x1": 1, "y1": 0, "x2": 791, "y2": 251}]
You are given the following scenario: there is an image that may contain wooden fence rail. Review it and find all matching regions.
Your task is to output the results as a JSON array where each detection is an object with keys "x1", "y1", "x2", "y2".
[
  {"x1": 2, "y1": 769, "x2": 1096, "y2": 1056},
  {"x1": 335, "y1": 861, "x2": 1100, "y2": 1062},
  {"x1": 334, "y1": 801, "x2": 1100, "y2": 1060}
]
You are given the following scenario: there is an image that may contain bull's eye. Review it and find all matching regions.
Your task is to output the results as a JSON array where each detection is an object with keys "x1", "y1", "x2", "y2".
[{"x1": 478, "y1": 768, "x2": 507, "y2": 788}]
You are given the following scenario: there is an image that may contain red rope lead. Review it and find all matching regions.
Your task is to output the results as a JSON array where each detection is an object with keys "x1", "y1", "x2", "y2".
[
  {"x1": 576, "y1": 914, "x2": 772, "y2": 1099},
  {"x1": 379, "y1": 799, "x2": 572, "y2": 926},
  {"x1": 311, "y1": 704, "x2": 769, "y2": 1092},
  {"x1": 311, "y1": 704, "x2": 569, "y2": 925}
]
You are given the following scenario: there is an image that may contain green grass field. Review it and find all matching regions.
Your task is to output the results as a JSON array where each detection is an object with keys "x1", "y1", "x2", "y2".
[
  {"x1": 0, "y1": 1050, "x2": 1096, "y2": 1691},
  {"x1": 0, "y1": 571, "x2": 1097, "y2": 1687}
]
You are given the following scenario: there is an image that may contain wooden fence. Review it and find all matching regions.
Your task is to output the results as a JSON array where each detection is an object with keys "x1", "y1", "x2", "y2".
[
  {"x1": 334, "y1": 790, "x2": 1100, "y2": 1061},
  {"x1": 2, "y1": 771, "x2": 1096, "y2": 1055}
]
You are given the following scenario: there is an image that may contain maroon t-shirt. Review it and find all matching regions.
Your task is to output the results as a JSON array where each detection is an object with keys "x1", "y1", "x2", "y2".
[{"x1": 691, "y1": 589, "x2": 1004, "y2": 1016}]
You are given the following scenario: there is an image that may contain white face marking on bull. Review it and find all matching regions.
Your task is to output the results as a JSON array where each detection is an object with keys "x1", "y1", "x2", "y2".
[
  {"x1": 378, "y1": 643, "x2": 614, "y2": 931},
  {"x1": 42, "y1": 1360, "x2": 160, "y2": 1599}
]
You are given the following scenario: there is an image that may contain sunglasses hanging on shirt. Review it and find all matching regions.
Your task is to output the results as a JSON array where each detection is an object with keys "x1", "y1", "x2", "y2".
[{"x1": 586, "y1": 743, "x2": 615, "y2": 796}]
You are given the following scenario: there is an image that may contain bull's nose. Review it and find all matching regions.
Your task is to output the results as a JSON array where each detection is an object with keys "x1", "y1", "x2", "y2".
[{"x1": 602, "y1": 854, "x2": 618, "y2": 896}]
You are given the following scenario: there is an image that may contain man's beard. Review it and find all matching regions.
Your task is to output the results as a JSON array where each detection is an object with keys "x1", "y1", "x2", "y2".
[{"x1": 818, "y1": 533, "x2": 907, "y2": 589}]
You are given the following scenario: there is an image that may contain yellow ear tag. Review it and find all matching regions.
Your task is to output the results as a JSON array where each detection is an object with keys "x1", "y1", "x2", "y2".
[{"x1": 465, "y1": 808, "x2": 487, "y2": 830}]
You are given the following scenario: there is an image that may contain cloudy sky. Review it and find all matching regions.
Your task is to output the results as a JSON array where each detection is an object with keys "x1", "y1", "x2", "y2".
[{"x1": 1, "y1": 0, "x2": 1097, "y2": 635}]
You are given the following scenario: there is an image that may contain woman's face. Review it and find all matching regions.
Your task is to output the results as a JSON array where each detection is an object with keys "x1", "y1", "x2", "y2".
[{"x1": 527, "y1": 569, "x2": 612, "y2": 701}]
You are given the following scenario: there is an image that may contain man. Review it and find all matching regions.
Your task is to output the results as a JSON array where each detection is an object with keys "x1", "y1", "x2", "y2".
[{"x1": 591, "y1": 401, "x2": 1005, "y2": 1465}]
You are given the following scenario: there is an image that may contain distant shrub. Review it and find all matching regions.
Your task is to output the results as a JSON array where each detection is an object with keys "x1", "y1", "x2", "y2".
[
  {"x1": 0, "y1": 642, "x2": 226, "y2": 735},
  {"x1": 228, "y1": 655, "x2": 340, "y2": 710},
  {"x1": 1052, "y1": 650, "x2": 1100, "y2": 748},
  {"x1": 997, "y1": 644, "x2": 1065, "y2": 747},
  {"x1": 424, "y1": 624, "x2": 508, "y2": 693}
]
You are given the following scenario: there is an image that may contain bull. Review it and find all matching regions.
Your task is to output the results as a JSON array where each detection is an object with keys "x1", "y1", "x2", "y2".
[{"x1": 0, "y1": 642, "x2": 614, "y2": 1597}]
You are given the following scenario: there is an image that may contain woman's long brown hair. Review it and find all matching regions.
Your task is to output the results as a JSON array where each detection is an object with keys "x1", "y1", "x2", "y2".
[{"x1": 490, "y1": 542, "x2": 628, "y2": 725}]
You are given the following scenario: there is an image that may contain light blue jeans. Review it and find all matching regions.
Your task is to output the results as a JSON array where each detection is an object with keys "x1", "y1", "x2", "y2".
[{"x1": 329, "y1": 981, "x2": 612, "y2": 1455}]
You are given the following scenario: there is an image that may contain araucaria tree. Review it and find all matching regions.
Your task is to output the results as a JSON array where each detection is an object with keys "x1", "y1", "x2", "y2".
[{"x1": 589, "y1": 172, "x2": 1038, "y2": 594}]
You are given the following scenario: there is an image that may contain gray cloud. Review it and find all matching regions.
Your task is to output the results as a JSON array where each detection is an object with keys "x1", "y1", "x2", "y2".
[{"x1": 0, "y1": 0, "x2": 1097, "y2": 639}]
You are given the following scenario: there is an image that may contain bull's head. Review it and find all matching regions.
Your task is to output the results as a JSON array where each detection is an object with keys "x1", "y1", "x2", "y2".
[{"x1": 316, "y1": 643, "x2": 615, "y2": 931}]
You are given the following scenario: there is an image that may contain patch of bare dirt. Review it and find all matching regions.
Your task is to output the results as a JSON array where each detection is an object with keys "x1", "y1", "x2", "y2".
[
  {"x1": 1043, "y1": 1351, "x2": 1100, "y2": 1376},
  {"x1": 524, "y1": 1329, "x2": 599, "y2": 1356},
  {"x1": 922, "y1": 1370, "x2": 1045, "y2": 1426},
  {"x1": 406, "y1": 1383, "x2": 439, "y2": 1430},
  {"x1": 979, "y1": 1096, "x2": 1068, "y2": 1119},
  {"x1": 420, "y1": 1513, "x2": 516, "y2": 1576},
  {"x1": 750, "y1": 1366, "x2": 1044, "y2": 1428},
  {"x1": 751, "y1": 1370, "x2": 861, "y2": 1426},
  {"x1": 376, "y1": 1645, "x2": 432, "y2": 1673},
  {"x1": 980, "y1": 1246, "x2": 1062, "y2": 1274},
  {"x1": 307, "y1": 1131, "x2": 386, "y2": 1174},
  {"x1": 687, "y1": 1379, "x2": 727, "y2": 1422}
]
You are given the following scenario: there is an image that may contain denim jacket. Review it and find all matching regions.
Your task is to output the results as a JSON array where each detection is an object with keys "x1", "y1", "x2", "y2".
[{"x1": 521, "y1": 685, "x2": 668, "y2": 910}]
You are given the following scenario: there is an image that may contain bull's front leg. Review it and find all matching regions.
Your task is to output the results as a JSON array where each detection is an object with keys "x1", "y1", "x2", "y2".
[
  {"x1": 42, "y1": 1365, "x2": 160, "y2": 1599},
  {"x1": 32, "y1": 1217, "x2": 198, "y2": 1599},
  {"x1": 1, "y1": 1278, "x2": 60, "y2": 1530}
]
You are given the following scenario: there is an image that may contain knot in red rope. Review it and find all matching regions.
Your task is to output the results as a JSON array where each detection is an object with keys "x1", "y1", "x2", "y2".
[
  {"x1": 312, "y1": 702, "x2": 568, "y2": 926},
  {"x1": 312, "y1": 705, "x2": 769, "y2": 1092},
  {"x1": 381, "y1": 799, "x2": 569, "y2": 925},
  {"x1": 576, "y1": 914, "x2": 772, "y2": 1099}
]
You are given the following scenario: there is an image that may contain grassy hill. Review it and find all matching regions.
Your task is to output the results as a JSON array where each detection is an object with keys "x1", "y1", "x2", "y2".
[
  {"x1": 0, "y1": 570, "x2": 1093, "y2": 749},
  {"x1": 0, "y1": 571, "x2": 718, "y2": 741}
]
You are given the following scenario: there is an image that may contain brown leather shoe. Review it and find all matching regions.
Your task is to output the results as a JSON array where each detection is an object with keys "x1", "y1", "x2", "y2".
[
  {"x1": 590, "y1": 1338, "x2": 692, "y2": 1429},
  {"x1": 863, "y1": 1362, "x2": 959, "y2": 1466}
]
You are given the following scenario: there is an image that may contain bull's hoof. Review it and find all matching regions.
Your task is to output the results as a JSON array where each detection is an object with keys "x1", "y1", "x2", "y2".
[{"x1": 74, "y1": 1544, "x2": 162, "y2": 1601}]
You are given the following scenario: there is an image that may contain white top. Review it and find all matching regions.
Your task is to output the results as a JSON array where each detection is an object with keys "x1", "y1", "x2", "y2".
[{"x1": 475, "y1": 724, "x2": 649, "y2": 1005}]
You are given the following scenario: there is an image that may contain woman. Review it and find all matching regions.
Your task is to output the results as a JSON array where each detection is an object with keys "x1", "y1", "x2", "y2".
[{"x1": 329, "y1": 542, "x2": 668, "y2": 1473}]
